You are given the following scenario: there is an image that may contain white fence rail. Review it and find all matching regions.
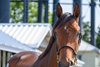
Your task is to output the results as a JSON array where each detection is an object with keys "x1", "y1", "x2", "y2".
[{"x1": 0, "y1": 50, "x2": 14, "y2": 67}]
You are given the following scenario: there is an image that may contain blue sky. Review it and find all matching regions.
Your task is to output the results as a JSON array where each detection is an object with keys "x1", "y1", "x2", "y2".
[{"x1": 49, "y1": 0, "x2": 100, "y2": 32}]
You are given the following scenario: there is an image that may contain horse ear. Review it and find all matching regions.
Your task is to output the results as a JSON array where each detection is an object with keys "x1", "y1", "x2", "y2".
[
  {"x1": 73, "y1": 3, "x2": 80, "y2": 18},
  {"x1": 56, "y1": 3, "x2": 63, "y2": 18}
]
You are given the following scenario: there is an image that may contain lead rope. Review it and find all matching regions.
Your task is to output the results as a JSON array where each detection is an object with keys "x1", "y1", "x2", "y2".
[
  {"x1": 56, "y1": 47, "x2": 60, "y2": 67},
  {"x1": 56, "y1": 45, "x2": 60, "y2": 66}
]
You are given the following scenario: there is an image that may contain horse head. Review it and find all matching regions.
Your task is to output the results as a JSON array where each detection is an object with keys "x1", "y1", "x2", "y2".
[{"x1": 53, "y1": 3, "x2": 81, "y2": 66}]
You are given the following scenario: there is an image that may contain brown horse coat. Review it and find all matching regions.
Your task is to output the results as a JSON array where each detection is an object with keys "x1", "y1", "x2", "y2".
[
  {"x1": 8, "y1": 51, "x2": 40, "y2": 67},
  {"x1": 8, "y1": 2, "x2": 80, "y2": 67},
  {"x1": 8, "y1": 35, "x2": 58, "y2": 67}
]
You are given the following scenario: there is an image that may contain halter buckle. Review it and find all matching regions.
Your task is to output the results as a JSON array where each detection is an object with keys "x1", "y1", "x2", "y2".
[{"x1": 57, "y1": 54, "x2": 60, "y2": 63}]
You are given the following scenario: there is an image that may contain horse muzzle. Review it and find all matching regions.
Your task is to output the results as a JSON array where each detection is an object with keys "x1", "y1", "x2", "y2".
[{"x1": 58, "y1": 57, "x2": 77, "y2": 67}]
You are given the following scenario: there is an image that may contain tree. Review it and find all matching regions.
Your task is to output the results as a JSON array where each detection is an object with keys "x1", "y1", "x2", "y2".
[
  {"x1": 28, "y1": 2, "x2": 38, "y2": 23},
  {"x1": 82, "y1": 22, "x2": 91, "y2": 43},
  {"x1": 10, "y1": 2, "x2": 23, "y2": 23},
  {"x1": 10, "y1": 1, "x2": 52, "y2": 23},
  {"x1": 10, "y1": 2, "x2": 38, "y2": 23},
  {"x1": 96, "y1": 27, "x2": 100, "y2": 48},
  {"x1": 82, "y1": 21, "x2": 100, "y2": 49}
]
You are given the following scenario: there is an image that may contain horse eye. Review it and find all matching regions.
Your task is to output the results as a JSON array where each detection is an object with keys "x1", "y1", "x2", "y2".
[
  {"x1": 77, "y1": 33, "x2": 79, "y2": 37},
  {"x1": 77, "y1": 32, "x2": 82, "y2": 38},
  {"x1": 77, "y1": 32, "x2": 82, "y2": 44}
]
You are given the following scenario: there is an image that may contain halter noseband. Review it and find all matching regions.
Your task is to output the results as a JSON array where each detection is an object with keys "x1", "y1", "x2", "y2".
[{"x1": 57, "y1": 45, "x2": 77, "y2": 57}]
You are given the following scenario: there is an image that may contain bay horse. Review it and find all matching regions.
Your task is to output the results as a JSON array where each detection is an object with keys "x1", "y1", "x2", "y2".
[{"x1": 8, "y1": 3, "x2": 81, "y2": 67}]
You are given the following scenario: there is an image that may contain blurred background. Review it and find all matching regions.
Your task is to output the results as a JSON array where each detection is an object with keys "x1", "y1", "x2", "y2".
[{"x1": 0, "y1": 0, "x2": 100, "y2": 67}]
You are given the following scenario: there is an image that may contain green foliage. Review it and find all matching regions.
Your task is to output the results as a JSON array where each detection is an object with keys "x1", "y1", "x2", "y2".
[
  {"x1": 10, "y1": 2, "x2": 23, "y2": 23},
  {"x1": 82, "y1": 22, "x2": 91, "y2": 43},
  {"x1": 10, "y1": 2, "x2": 52, "y2": 23},
  {"x1": 10, "y1": 2, "x2": 38, "y2": 23},
  {"x1": 28, "y1": 2, "x2": 38, "y2": 23},
  {"x1": 82, "y1": 21, "x2": 100, "y2": 49},
  {"x1": 48, "y1": 13, "x2": 52, "y2": 23},
  {"x1": 96, "y1": 27, "x2": 100, "y2": 48}
]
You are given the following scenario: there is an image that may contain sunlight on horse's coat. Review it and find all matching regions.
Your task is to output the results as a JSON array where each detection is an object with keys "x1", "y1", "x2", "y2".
[{"x1": 21, "y1": 54, "x2": 32, "y2": 60}]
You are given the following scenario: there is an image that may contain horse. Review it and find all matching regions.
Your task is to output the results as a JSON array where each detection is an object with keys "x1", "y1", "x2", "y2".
[{"x1": 8, "y1": 3, "x2": 81, "y2": 67}]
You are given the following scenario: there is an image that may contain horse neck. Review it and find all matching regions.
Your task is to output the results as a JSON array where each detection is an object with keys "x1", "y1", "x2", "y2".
[
  {"x1": 46, "y1": 41, "x2": 58, "y2": 67},
  {"x1": 33, "y1": 41, "x2": 58, "y2": 67}
]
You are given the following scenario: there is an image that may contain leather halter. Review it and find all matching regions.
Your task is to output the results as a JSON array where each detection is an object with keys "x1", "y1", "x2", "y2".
[
  {"x1": 56, "y1": 33, "x2": 82, "y2": 65},
  {"x1": 55, "y1": 32, "x2": 82, "y2": 66},
  {"x1": 57, "y1": 45, "x2": 77, "y2": 57},
  {"x1": 53, "y1": 13, "x2": 82, "y2": 66}
]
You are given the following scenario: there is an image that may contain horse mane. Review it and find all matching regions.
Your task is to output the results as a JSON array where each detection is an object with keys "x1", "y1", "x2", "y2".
[{"x1": 39, "y1": 20, "x2": 60, "y2": 59}]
